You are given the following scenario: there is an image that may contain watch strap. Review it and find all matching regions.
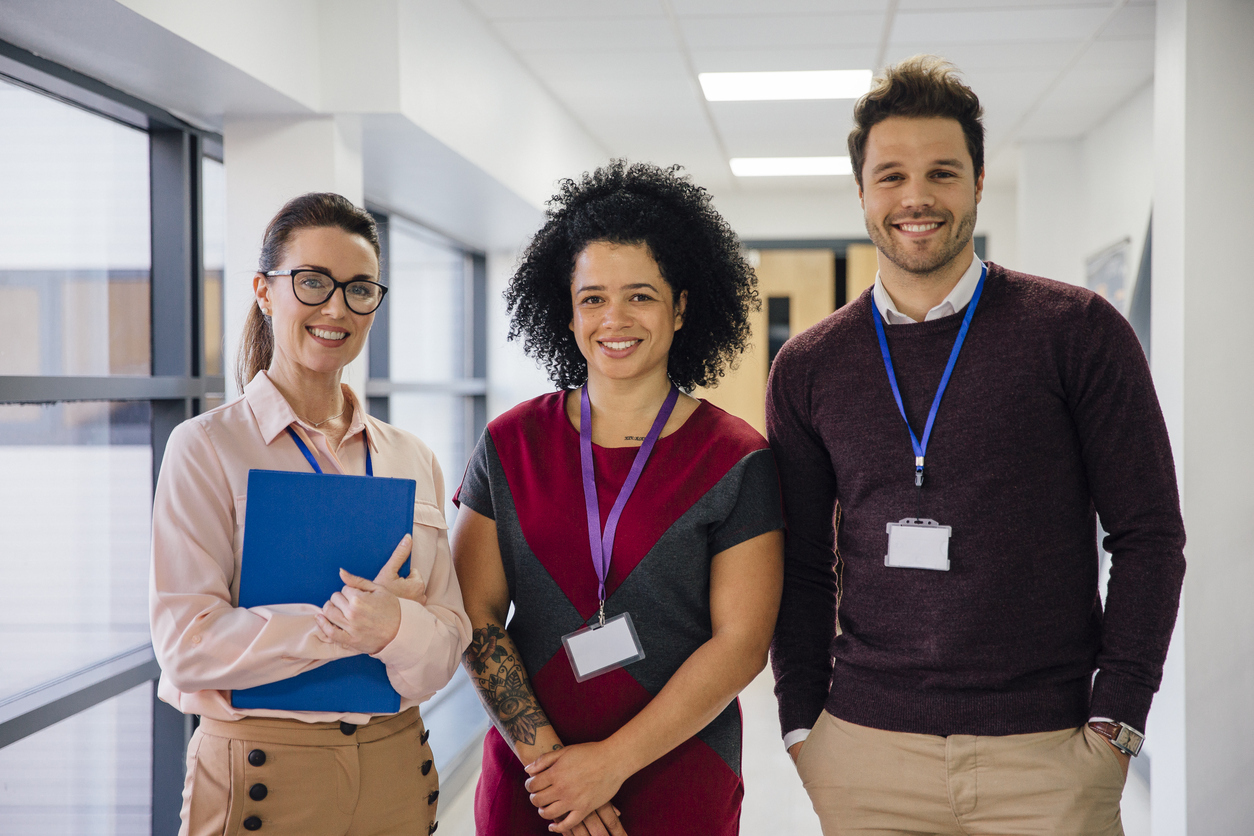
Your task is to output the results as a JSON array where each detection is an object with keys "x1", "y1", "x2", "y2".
[{"x1": 1089, "y1": 721, "x2": 1144, "y2": 757}]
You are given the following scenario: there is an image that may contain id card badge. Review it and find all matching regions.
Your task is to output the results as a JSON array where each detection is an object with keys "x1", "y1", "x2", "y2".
[
  {"x1": 885, "y1": 518, "x2": 952, "y2": 571},
  {"x1": 561, "y1": 611, "x2": 645, "y2": 683}
]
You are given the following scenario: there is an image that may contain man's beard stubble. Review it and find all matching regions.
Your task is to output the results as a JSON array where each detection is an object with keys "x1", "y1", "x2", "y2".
[{"x1": 866, "y1": 205, "x2": 978, "y2": 278}]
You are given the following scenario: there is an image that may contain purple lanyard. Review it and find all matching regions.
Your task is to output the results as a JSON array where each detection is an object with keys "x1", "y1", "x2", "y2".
[{"x1": 579, "y1": 383, "x2": 679, "y2": 617}]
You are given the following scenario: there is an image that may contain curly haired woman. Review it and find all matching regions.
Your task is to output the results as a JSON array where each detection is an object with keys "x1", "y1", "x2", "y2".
[{"x1": 450, "y1": 161, "x2": 784, "y2": 836}]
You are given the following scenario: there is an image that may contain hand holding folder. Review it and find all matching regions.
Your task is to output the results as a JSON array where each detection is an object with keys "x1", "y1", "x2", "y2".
[
  {"x1": 231, "y1": 468, "x2": 420, "y2": 714},
  {"x1": 314, "y1": 535, "x2": 424, "y2": 653}
]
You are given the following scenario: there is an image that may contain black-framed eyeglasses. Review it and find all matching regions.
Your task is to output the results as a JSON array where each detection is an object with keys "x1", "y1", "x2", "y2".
[{"x1": 264, "y1": 269, "x2": 389, "y2": 315}]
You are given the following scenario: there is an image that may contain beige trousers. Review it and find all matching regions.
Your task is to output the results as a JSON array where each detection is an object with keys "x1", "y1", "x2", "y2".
[
  {"x1": 796, "y1": 711, "x2": 1127, "y2": 836},
  {"x1": 179, "y1": 707, "x2": 439, "y2": 836}
]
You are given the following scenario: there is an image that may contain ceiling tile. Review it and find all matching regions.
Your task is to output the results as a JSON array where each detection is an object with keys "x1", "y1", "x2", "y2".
[
  {"x1": 1098, "y1": 4, "x2": 1155, "y2": 40},
  {"x1": 690, "y1": 46, "x2": 878, "y2": 72},
  {"x1": 1017, "y1": 103, "x2": 1108, "y2": 140},
  {"x1": 673, "y1": 0, "x2": 888, "y2": 13},
  {"x1": 493, "y1": 17, "x2": 676, "y2": 52},
  {"x1": 722, "y1": 176, "x2": 858, "y2": 197},
  {"x1": 898, "y1": 0, "x2": 1113, "y2": 8},
  {"x1": 465, "y1": 0, "x2": 1162, "y2": 207},
  {"x1": 891, "y1": 7, "x2": 1110, "y2": 43},
  {"x1": 468, "y1": 0, "x2": 663, "y2": 20},
  {"x1": 1039, "y1": 65, "x2": 1153, "y2": 114},
  {"x1": 1018, "y1": 66, "x2": 1152, "y2": 140},
  {"x1": 679, "y1": 13, "x2": 884, "y2": 49},
  {"x1": 522, "y1": 50, "x2": 692, "y2": 89},
  {"x1": 711, "y1": 100, "x2": 856, "y2": 158},
  {"x1": 1073, "y1": 39, "x2": 1154, "y2": 72},
  {"x1": 883, "y1": 41, "x2": 1077, "y2": 72}
]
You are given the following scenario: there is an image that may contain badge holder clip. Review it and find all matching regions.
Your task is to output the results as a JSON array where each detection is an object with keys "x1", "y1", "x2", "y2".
[
  {"x1": 885, "y1": 518, "x2": 952, "y2": 571},
  {"x1": 562, "y1": 606, "x2": 645, "y2": 683}
]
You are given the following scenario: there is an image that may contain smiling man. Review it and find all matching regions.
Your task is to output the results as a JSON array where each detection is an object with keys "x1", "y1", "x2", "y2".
[{"x1": 766, "y1": 56, "x2": 1185, "y2": 835}]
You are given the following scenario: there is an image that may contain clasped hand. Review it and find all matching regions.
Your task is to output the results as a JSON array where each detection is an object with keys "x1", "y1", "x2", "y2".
[
  {"x1": 524, "y1": 742, "x2": 630, "y2": 835},
  {"x1": 314, "y1": 534, "x2": 427, "y2": 655}
]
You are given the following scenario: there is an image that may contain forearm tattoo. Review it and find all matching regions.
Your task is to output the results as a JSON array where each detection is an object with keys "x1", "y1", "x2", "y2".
[{"x1": 464, "y1": 624, "x2": 552, "y2": 747}]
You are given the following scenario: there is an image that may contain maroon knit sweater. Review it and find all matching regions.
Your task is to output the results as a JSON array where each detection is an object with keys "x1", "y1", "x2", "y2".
[{"x1": 766, "y1": 263, "x2": 1185, "y2": 739}]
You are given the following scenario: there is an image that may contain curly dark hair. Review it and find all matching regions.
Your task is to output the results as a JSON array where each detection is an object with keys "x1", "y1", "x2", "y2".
[{"x1": 505, "y1": 160, "x2": 759, "y2": 391}]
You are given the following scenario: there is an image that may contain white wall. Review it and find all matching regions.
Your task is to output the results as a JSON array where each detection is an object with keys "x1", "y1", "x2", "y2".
[
  {"x1": 713, "y1": 183, "x2": 866, "y2": 241},
  {"x1": 1153, "y1": 0, "x2": 1254, "y2": 832},
  {"x1": 1017, "y1": 139, "x2": 1085, "y2": 286},
  {"x1": 975, "y1": 184, "x2": 1018, "y2": 268},
  {"x1": 1081, "y1": 84, "x2": 1154, "y2": 279},
  {"x1": 1017, "y1": 83, "x2": 1154, "y2": 290},
  {"x1": 222, "y1": 116, "x2": 367, "y2": 397},
  {"x1": 485, "y1": 248, "x2": 553, "y2": 419}
]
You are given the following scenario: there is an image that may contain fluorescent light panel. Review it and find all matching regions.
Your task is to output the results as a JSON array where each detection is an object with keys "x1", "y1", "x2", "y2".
[
  {"x1": 730, "y1": 156, "x2": 853, "y2": 177},
  {"x1": 700, "y1": 70, "x2": 872, "y2": 102}
]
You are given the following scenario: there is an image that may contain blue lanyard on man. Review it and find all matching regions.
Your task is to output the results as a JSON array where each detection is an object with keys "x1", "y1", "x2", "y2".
[
  {"x1": 871, "y1": 262, "x2": 987, "y2": 572},
  {"x1": 870, "y1": 262, "x2": 987, "y2": 489},
  {"x1": 286, "y1": 426, "x2": 373, "y2": 476}
]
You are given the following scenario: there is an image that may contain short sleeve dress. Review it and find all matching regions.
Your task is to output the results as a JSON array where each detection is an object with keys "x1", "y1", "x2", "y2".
[{"x1": 454, "y1": 391, "x2": 783, "y2": 836}]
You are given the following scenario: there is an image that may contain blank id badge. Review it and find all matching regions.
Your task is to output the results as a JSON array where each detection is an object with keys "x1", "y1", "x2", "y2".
[
  {"x1": 561, "y1": 612, "x2": 645, "y2": 683},
  {"x1": 885, "y1": 518, "x2": 952, "y2": 571}
]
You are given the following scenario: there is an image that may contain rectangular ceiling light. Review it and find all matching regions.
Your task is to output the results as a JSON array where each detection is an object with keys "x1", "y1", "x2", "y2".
[
  {"x1": 700, "y1": 70, "x2": 873, "y2": 102},
  {"x1": 730, "y1": 156, "x2": 853, "y2": 177}
]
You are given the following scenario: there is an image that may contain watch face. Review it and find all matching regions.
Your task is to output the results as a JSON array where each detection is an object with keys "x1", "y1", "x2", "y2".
[{"x1": 1114, "y1": 726, "x2": 1144, "y2": 755}]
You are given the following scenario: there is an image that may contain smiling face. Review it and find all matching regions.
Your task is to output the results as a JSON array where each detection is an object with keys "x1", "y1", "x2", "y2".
[
  {"x1": 568, "y1": 241, "x2": 686, "y2": 387},
  {"x1": 253, "y1": 225, "x2": 379, "y2": 380},
  {"x1": 858, "y1": 115, "x2": 984, "y2": 279}
]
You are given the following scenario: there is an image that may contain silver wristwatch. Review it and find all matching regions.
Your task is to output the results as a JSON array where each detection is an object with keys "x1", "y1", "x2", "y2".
[{"x1": 1090, "y1": 720, "x2": 1145, "y2": 757}]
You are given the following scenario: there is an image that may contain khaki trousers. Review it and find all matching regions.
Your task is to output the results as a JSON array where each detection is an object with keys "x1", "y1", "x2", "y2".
[
  {"x1": 796, "y1": 712, "x2": 1127, "y2": 836},
  {"x1": 180, "y1": 707, "x2": 439, "y2": 836}
]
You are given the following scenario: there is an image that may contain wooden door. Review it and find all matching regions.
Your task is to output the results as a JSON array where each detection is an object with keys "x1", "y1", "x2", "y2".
[{"x1": 696, "y1": 249, "x2": 836, "y2": 435}]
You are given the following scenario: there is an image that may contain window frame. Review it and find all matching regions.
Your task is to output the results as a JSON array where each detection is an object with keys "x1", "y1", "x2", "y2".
[
  {"x1": 363, "y1": 207, "x2": 489, "y2": 440},
  {"x1": 0, "y1": 37, "x2": 223, "y2": 836}
]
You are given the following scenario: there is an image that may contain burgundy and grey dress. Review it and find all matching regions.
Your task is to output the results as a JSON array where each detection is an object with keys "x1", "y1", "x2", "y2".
[{"x1": 453, "y1": 391, "x2": 783, "y2": 836}]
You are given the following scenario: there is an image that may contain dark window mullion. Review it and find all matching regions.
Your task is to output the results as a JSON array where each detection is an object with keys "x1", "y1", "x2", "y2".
[
  {"x1": 148, "y1": 126, "x2": 203, "y2": 836},
  {"x1": 469, "y1": 253, "x2": 488, "y2": 442},
  {"x1": 367, "y1": 211, "x2": 391, "y2": 422}
]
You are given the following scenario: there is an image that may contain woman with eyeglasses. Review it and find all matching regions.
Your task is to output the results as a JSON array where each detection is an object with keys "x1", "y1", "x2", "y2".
[
  {"x1": 451, "y1": 162, "x2": 784, "y2": 836},
  {"x1": 149, "y1": 192, "x2": 470, "y2": 836}
]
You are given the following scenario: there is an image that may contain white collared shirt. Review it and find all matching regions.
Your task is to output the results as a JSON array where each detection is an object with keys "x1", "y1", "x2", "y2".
[{"x1": 872, "y1": 255, "x2": 985, "y2": 324}]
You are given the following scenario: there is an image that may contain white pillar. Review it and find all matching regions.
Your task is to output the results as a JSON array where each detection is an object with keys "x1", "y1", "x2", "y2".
[
  {"x1": 484, "y1": 248, "x2": 551, "y2": 420},
  {"x1": 1153, "y1": 0, "x2": 1254, "y2": 832},
  {"x1": 1016, "y1": 139, "x2": 1084, "y2": 286},
  {"x1": 222, "y1": 115, "x2": 366, "y2": 399}
]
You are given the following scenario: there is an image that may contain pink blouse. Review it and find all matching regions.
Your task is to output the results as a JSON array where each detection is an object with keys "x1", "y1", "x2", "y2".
[{"x1": 149, "y1": 371, "x2": 471, "y2": 722}]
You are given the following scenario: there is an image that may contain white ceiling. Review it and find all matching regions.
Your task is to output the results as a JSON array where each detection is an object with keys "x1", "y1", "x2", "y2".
[{"x1": 464, "y1": 0, "x2": 1155, "y2": 192}]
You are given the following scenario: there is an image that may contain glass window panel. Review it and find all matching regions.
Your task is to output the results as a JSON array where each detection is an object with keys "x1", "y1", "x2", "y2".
[
  {"x1": 0, "y1": 681, "x2": 151, "y2": 834},
  {"x1": 387, "y1": 217, "x2": 465, "y2": 383},
  {"x1": 0, "y1": 76, "x2": 151, "y2": 376},
  {"x1": 202, "y1": 156, "x2": 226, "y2": 378},
  {"x1": 389, "y1": 393, "x2": 467, "y2": 522},
  {"x1": 0, "y1": 401, "x2": 152, "y2": 700}
]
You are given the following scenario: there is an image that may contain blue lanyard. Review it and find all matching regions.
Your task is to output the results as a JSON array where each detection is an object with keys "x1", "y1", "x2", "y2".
[
  {"x1": 285, "y1": 426, "x2": 373, "y2": 476},
  {"x1": 871, "y1": 263, "x2": 987, "y2": 487}
]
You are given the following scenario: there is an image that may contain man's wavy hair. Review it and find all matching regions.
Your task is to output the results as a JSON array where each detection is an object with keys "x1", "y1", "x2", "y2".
[
  {"x1": 505, "y1": 160, "x2": 759, "y2": 391},
  {"x1": 848, "y1": 55, "x2": 985, "y2": 188}
]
